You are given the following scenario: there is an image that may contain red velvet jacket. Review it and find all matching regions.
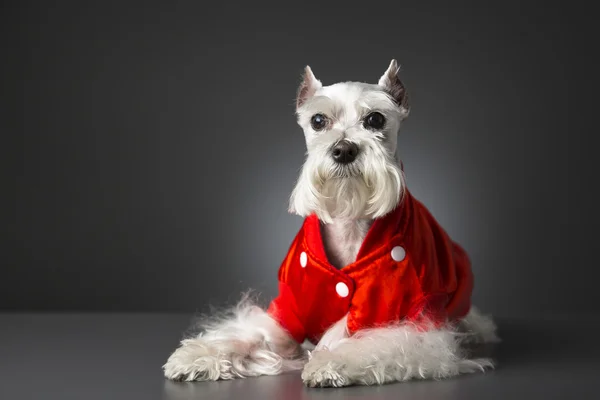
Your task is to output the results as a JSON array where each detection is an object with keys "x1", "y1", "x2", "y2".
[{"x1": 266, "y1": 189, "x2": 474, "y2": 345}]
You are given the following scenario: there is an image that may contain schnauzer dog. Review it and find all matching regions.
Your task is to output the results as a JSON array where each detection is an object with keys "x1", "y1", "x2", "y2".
[{"x1": 163, "y1": 59, "x2": 499, "y2": 388}]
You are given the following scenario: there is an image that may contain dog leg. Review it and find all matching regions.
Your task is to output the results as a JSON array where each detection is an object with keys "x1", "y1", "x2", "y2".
[
  {"x1": 301, "y1": 319, "x2": 494, "y2": 388},
  {"x1": 313, "y1": 314, "x2": 349, "y2": 352},
  {"x1": 163, "y1": 295, "x2": 307, "y2": 382}
]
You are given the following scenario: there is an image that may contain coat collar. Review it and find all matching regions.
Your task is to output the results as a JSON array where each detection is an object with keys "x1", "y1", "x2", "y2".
[{"x1": 302, "y1": 189, "x2": 413, "y2": 275}]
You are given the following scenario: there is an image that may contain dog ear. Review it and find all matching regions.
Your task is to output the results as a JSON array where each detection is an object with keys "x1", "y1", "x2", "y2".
[
  {"x1": 296, "y1": 66, "x2": 322, "y2": 110},
  {"x1": 378, "y1": 59, "x2": 409, "y2": 114}
]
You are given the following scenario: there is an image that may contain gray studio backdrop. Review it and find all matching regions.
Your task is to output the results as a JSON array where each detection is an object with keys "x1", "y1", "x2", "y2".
[{"x1": 2, "y1": 1, "x2": 595, "y2": 318}]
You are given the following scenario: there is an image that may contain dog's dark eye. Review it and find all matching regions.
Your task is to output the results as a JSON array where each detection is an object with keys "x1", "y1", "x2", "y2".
[
  {"x1": 364, "y1": 112, "x2": 386, "y2": 130},
  {"x1": 310, "y1": 114, "x2": 328, "y2": 131}
]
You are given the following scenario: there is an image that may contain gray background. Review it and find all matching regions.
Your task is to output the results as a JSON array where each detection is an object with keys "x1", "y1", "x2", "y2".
[{"x1": 1, "y1": 0, "x2": 596, "y2": 319}]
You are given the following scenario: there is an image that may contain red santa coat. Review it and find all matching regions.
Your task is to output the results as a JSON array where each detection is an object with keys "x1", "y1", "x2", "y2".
[{"x1": 266, "y1": 189, "x2": 474, "y2": 345}]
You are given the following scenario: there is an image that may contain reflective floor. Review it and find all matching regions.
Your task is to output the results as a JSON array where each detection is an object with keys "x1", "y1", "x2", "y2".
[{"x1": 1, "y1": 313, "x2": 597, "y2": 400}]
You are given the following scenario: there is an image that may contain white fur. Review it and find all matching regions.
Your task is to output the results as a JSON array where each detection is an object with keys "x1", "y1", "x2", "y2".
[
  {"x1": 302, "y1": 307, "x2": 499, "y2": 387},
  {"x1": 313, "y1": 314, "x2": 350, "y2": 352},
  {"x1": 163, "y1": 60, "x2": 499, "y2": 387},
  {"x1": 163, "y1": 296, "x2": 498, "y2": 386},
  {"x1": 289, "y1": 80, "x2": 407, "y2": 224},
  {"x1": 302, "y1": 312, "x2": 495, "y2": 388},
  {"x1": 320, "y1": 218, "x2": 372, "y2": 269},
  {"x1": 458, "y1": 305, "x2": 501, "y2": 344},
  {"x1": 163, "y1": 293, "x2": 307, "y2": 381}
]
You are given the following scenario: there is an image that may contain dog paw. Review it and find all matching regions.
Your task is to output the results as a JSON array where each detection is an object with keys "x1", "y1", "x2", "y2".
[
  {"x1": 301, "y1": 351, "x2": 350, "y2": 388},
  {"x1": 163, "y1": 339, "x2": 228, "y2": 382}
]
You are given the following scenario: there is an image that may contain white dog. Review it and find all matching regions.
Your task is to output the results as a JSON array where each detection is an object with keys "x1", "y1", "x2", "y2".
[{"x1": 163, "y1": 60, "x2": 500, "y2": 388}]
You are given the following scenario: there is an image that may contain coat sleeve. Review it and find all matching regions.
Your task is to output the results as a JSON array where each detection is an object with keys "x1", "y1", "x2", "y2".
[{"x1": 266, "y1": 230, "x2": 306, "y2": 344}]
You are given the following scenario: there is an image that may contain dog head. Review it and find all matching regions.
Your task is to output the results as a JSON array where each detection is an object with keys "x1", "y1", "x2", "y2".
[{"x1": 289, "y1": 59, "x2": 410, "y2": 223}]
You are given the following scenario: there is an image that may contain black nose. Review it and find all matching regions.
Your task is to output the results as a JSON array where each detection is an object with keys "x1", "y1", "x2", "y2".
[{"x1": 331, "y1": 141, "x2": 359, "y2": 164}]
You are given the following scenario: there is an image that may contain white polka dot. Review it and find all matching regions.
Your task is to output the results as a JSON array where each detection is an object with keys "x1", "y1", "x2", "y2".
[
  {"x1": 335, "y1": 282, "x2": 349, "y2": 298},
  {"x1": 391, "y1": 246, "x2": 406, "y2": 261},
  {"x1": 300, "y1": 252, "x2": 307, "y2": 268}
]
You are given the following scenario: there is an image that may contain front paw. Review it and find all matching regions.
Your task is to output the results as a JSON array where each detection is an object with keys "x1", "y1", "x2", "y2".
[
  {"x1": 163, "y1": 339, "x2": 228, "y2": 382},
  {"x1": 301, "y1": 350, "x2": 350, "y2": 388}
]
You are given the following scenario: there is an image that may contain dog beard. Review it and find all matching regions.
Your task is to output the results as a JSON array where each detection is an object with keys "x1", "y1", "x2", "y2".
[{"x1": 289, "y1": 147, "x2": 405, "y2": 223}]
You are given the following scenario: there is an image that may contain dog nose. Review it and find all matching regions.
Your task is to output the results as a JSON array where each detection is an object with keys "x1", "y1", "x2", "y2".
[{"x1": 331, "y1": 141, "x2": 359, "y2": 164}]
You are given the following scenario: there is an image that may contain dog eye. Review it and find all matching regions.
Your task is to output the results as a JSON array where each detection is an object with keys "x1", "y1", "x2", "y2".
[
  {"x1": 310, "y1": 114, "x2": 328, "y2": 131},
  {"x1": 363, "y1": 112, "x2": 386, "y2": 130}
]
